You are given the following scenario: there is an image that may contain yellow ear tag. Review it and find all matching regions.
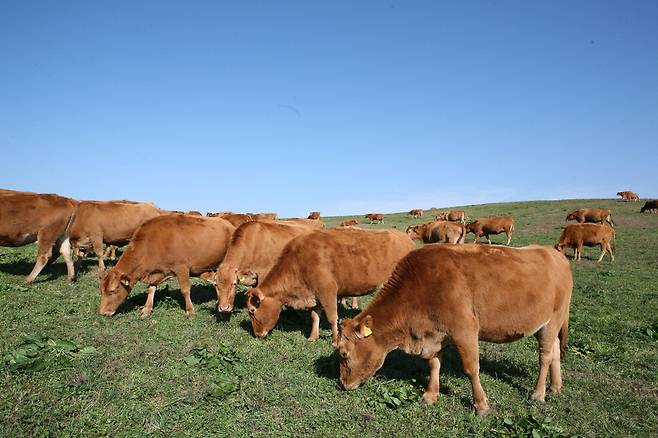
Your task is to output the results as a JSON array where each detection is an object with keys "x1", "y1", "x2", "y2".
[
  {"x1": 120, "y1": 279, "x2": 130, "y2": 287},
  {"x1": 363, "y1": 326, "x2": 372, "y2": 337}
]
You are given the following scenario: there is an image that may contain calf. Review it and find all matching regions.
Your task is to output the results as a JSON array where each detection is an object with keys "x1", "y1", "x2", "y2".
[
  {"x1": 435, "y1": 210, "x2": 466, "y2": 223},
  {"x1": 406, "y1": 221, "x2": 465, "y2": 244},
  {"x1": 364, "y1": 213, "x2": 384, "y2": 224},
  {"x1": 408, "y1": 209, "x2": 423, "y2": 218},
  {"x1": 99, "y1": 215, "x2": 234, "y2": 318},
  {"x1": 0, "y1": 191, "x2": 78, "y2": 283},
  {"x1": 339, "y1": 219, "x2": 359, "y2": 227},
  {"x1": 640, "y1": 200, "x2": 658, "y2": 213},
  {"x1": 565, "y1": 208, "x2": 614, "y2": 227},
  {"x1": 308, "y1": 211, "x2": 321, "y2": 220},
  {"x1": 555, "y1": 223, "x2": 615, "y2": 262},
  {"x1": 245, "y1": 228, "x2": 415, "y2": 345},
  {"x1": 465, "y1": 216, "x2": 514, "y2": 245},
  {"x1": 336, "y1": 244, "x2": 572, "y2": 416}
]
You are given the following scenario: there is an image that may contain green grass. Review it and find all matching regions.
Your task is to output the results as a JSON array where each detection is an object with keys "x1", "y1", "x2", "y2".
[{"x1": 1, "y1": 199, "x2": 657, "y2": 436}]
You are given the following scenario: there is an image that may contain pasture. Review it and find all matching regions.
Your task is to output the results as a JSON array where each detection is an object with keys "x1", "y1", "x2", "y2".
[{"x1": 1, "y1": 199, "x2": 656, "y2": 436}]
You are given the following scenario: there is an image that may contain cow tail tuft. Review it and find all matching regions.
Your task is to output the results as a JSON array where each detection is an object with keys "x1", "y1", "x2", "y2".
[{"x1": 559, "y1": 319, "x2": 569, "y2": 359}]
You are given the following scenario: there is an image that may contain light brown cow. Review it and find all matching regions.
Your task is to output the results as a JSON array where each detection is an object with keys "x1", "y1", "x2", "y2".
[
  {"x1": 408, "y1": 209, "x2": 423, "y2": 218},
  {"x1": 245, "y1": 228, "x2": 415, "y2": 345},
  {"x1": 565, "y1": 208, "x2": 614, "y2": 227},
  {"x1": 0, "y1": 191, "x2": 78, "y2": 283},
  {"x1": 640, "y1": 200, "x2": 658, "y2": 213},
  {"x1": 364, "y1": 213, "x2": 384, "y2": 224},
  {"x1": 99, "y1": 215, "x2": 235, "y2": 318},
  {"x1": 336, "y1": 244, "x2": 572, "y2": 416},
  {"x1": 617, "y1": 191, "x2": 640, "y2": 202},
  {"x1": 283, "y1": 218, "x2": 325, "y2": 228},
  {"x1": 211, "y1": 220, "x2": 324, "y2": 312},
  {"x1": 213, "y1": 212, "x2": 276, "y2": 227},
  {"x1": 555, "y1": 223, "x2": 615, "y2": 262},
  {"x1": 465, "y1": 216, "x2": 514, "y2": 245},
  {"x1": 186, "y1": 210, "x2": 202, "y2": 216},
  {"x1": 339, "y1": 219, "x2": 359, "y2": 227},
  {"x1": 308, "y1": 211, "x2": 321, "y2": 220},
  {"x1": 68, "y1": 200, "x2": 162, "y2": 274},
  {"x1": 406, "y1": 221, "x2": 465, "y2": 244},
  {"x1": 435, "y1": 210, "x2": 466, "y2": 224}
]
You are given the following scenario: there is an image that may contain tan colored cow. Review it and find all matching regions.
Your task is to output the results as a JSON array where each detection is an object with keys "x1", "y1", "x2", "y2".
[
  {"x1": 0, "y1": 191, "x2": 78, "y2": 283},
  {"x1": 465, "y1": 216, "x2": 514, "y2": 245},
  {"x1": 405, "y1": 221, "x2": 465, "y2": 244},
  {"x1": 283, "y1": 218, "x2": 325, "y2": 228},
  {"x1": 364, "y1": 213, "x2": 384, "y2": 224},
  {"x1": 307, "y1": 211, "x2": 321, "y2": 220},
  {"x1": 616, "y1": 191, "x2": 639, "y2": 201},
  {"x1": 245, "y1": 228, "x2": 415, "y2": 345},
  {"x1": 555, "y1": 223, "x2": 615, "y2": 262},
  {"x1": 435, "y1": 210, "x2": 466, "y2": 223},
  {"x1": 339, "y1": 219, "x2": 359, "y2": 227},
  {"x1": 99, "y1": 215, "x2": 234, "y2": 318},
  {"x1": 212, "y1": 212, "x2": 276, "y2": 227},
  {"x1": 68, "y1": 200, "x2": 162, "y2": 274},
  {"x1": 336, "y1": 244, "x2": 572, "y2": 416},
  {"x1": 408, "y1": 209, "x2": 423, "y2": 218},
  {"x1": 565, "y1": 208, "x2": 614, "y2": 227}
]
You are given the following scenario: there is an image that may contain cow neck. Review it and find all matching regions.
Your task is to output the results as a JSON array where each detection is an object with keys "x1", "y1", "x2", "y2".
[
  {"x1": 113, "y1": 244, "x2": 144, "y2": 285},
  {"x1": 260, "y1": 261, "x2": 303, "y2": 303}
]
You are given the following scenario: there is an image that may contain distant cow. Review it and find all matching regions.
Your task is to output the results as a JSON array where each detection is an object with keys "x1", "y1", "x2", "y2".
[
  {"x1": 186, "y1": 210, "x2": 202, "y2": 216},
  {"x1": 435, "y1": 210, "x2": 466, "y2": 224},
  {"x1": 364, "y1": 213, "x2": 384, "y2": 224},
  {"x1": 406, "y1": 221, "x2": 465, "y2": 244},
  {"x1": 245, "y1": 228, "x2": 415, "y2": 345},
  {"x1": 283, "y1": 218, "x2": 325, "y2": 228},
  {"x1": 68, "y1": 200, "x2": 162, "y2": 274},
  {"x1": 640, "y1": 200, "x2": 658, "y2": 213},
  {"x1": 213, "y1": 212, "x2": 275, "y2": 227},
  {"x1": 0, "y1": 191, "x2": 78, "y2": 283},
  {"x1": 555, "y1": 223, "x2": 615, "y2": 262},
  {"x1": 99, "y1": 215, "x2": 235, "y2": 318},
  {"x1": 408, "y1": 209, "x2": 423, "y2": 218},
  {"x1": 308, "y1": 211, "x2": 321, "y2": 220},
  {"x1": 336, "y1": 244, "x2": 572, "y2": 416},
  {"x1": 617, "y1": 191, "x2": 640, "y2": 202},
  {"x1": 465, "y1": 216, "x2": 514, "y2": 245},
  {"x1": 339, "y1": 219, "x2": 359, "y2": 227},
  {"x1": 565, "y1": 208, "x2": 614, "y2": 227},
  {"x1": 210, "y1": 220, "x2": 323, "y2": 313}
]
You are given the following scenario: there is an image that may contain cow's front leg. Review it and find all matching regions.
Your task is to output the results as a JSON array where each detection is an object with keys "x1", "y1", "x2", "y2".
[
  {"x1": 309, "y1": 305, "x2": 322, "y2": 341},
  {"x1": 141, "y1": 285, "x2": 157, "y2": 317},
  {"x1": 422, "y1": 354, "x2": 443, "y2": 405},
  {"x1": 174, "y1": 267, "x2": 195, "y2": 318}
]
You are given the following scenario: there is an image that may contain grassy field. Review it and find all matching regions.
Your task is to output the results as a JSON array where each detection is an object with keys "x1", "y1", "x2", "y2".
[{"x1": 1, "y1": 199, "x2": 657, "y2": 436}]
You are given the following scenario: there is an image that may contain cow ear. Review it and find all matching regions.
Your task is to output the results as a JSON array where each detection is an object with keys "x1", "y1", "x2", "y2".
[
  {"x1": 120, "y1": 276, "x2": 130, "y2": 287},
  {"x1": 357, "y1": 315, "x2": 374, "y2": 339},
  {"x1": 200, "y1": 271, "x2": 216, "y2": 284}
]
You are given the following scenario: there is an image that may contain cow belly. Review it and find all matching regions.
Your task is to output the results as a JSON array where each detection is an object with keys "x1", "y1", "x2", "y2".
[{"x1": 0, "y1": 232, "x2": 37, "y2": 247}]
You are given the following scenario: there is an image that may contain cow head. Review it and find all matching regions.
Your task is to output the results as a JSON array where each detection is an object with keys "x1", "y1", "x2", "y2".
[
  {"x1": 246, "y1": 288, "x2": 282, "y2": 338},
  {"x1": 336, "y1": 315, "x2": 387, "y2": 391},
  {"x1": 616, "y1": 192, "x2": 622, "y2": 197},
  {"x1": 554, "y1": 242, "x2": 567, "y2": 254},
  {"x1": 405, "y1": 225, "x2": 423, "y2": 241},
  {"x1": 98, "y1": 269, "x2": 132, "y2": 316},
  {"x1": 565, "y1": 211, "x2": 577, "y2": 221},
  {"x1": 435, "y1": 212, "x2": 447, "y2": 221},
  {"x1": 465, "y1": 221, "x2": 477, "y2": 233}
]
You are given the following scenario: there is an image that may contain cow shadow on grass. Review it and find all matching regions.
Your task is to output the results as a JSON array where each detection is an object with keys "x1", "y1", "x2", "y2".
[
  {"x1": 0, "y1": 259, "x2": 73, "y2": 283},
  {"x1": 116, "y1": 283, "x2": 217, "y2": 315}
]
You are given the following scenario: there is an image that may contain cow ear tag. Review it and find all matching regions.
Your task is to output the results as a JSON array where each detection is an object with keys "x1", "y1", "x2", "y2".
[
  {"x1": 362, "y1": 326, "x2": 372, "y2": 337},
  {"x1": 120, "y1": 279, "x2": 130, "y2": 287}
]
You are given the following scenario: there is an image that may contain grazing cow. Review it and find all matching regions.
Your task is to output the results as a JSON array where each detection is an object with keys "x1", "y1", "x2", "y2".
[
  {"x1": 186, "y1": 210, "x2": 202, "y2": 216},
  {"x1": 640, "y1": 200, "x2": 658, "y2": 213},
  {"x1": 0, "y1": 191, "x2": 78, "y2": 283},
  {"x1": 245, "y1": 228, "x2": 415, "y2": 345},
  {"x1": 68, "y1": 200, "x2": 162, "y2": 274},
  {"x1": 213, "y1": 212, "x2": 276, "y2": 227},
  {"x1": 308, "y1": 211, "x2": 321, "y2": 220},
  {"x1": 406, "y1": 221, "x2": 465, "y2": 244},
  {"x1": 555, "y1": 223, "x2": 615, "y2": 262},
  {"x1": 336, "y1": 244, "x2": 572, "y2": 417},
  {"x1": 283, "y1": 218, "x2": 325, "y2": 228},
  {"x1": 408, "y1": 209, "x2": 423, "y2": 218},
  {"x1": 565, "y1": 208, "x2": 614, "y2": 227},
  {"x1": 465, "y1": 216, "x2": 514, "y2": 245},
  {"x1": 339, "y1": 219, "x2": 359, "y2": 227},
  {"x1": 206, "y1": 211, "x2": 232, "y2": 217},
  {"x1": 617, "y1": 191, "x2": 640, "y2": 202},
  {"x1": 364, "y1": 213, "x2": 384, "y2": 224},
  {"x1": 435, "y1": 210, "x2": 467, "y2": 224},
  {"x1": 99, "y1": 215, "x2": 235, "y2": 318},
  {"x1": 210, "y1": 220, "x2": 324, "y2": 312}
]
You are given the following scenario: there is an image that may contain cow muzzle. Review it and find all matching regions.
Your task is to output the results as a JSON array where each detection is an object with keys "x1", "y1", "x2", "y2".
[{"x1": 217, "y1": 303, "x2": 234, "y2": 313}]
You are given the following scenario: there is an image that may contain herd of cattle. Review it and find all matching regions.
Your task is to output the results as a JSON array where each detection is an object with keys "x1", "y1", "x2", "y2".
[{"x1": 0, "y1": 187, "x2": 654, "y2": 416}]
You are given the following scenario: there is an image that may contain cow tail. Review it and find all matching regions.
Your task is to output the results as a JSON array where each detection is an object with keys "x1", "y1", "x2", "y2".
[
  {"x1": 559, "y1": 319, "x2": 569, "y2": 359},
  {"x1": 65, "y1": 206, "x2": 78, "y2": 238},
  {"x1": 459, "y1": 224, "x2": 466, "y2": 244},
  {"x1": 611, "y1": 229, "x2": 616, "y2": 253}
]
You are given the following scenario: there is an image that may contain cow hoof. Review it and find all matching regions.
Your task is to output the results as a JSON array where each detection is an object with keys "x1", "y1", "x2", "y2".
[
  {"x1": 421, "y1": 392, "x2": 438, "y2": 405},
  {"x1": 476, "y1": 407, "x2": 491, "y2": 418},
  {"x1": 550, "y1": 386, "x2": 562, "y2": 395},
  {"x1": 308, "y1": 336, "x2": 319, "y2": 342},
  {"x1": 140, "y1": 309, "x2": 152, "y2": 318},
  {"x1": 530, "y1": 391, "x2": 546, "y2": 402},
  {"x1": 186, "y1": 311, "x2": 196, "y2": 320}
]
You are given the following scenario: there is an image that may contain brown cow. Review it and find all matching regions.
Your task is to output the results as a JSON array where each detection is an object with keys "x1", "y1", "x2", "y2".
[
  {"x1": 186, "y1": 210, "x2": 202, "y2": 216},
  {"x1": 640, "y1": 200, "x2": 658, "y2": 213},
  {"x1": 406, "y1": 221, "x2": 465, "y2": 244},
  {"x1": 617, "y1": 191, "x2": 640, "y2": 202},
  {"x1": 283, "y1": 218, "x2": 325, "y2": 228},
  {"x1": 555, "y1": 223, "x2": 615, "y2": 262},
  {"x1": 0, "y1": 191, "x2": 78, "y2": 283},
  {"x1": 465, "y1": 216, "x2": 514, "y2": 245},
  {"x1": 245, "y1": 228, "x2": 415, "y2": 345},
  {"x1": 408, "y1": 209, "x2": 423, "y2": 218},
  {"x1": 308, "y1": 211, "x2": 321, "y2": 220},
  {"x1": 210, "y1": 220, "x2": 323, "y2": 313},
  {"x1": 565, "y1": 208, "x2": 614, "y2": 227},
  {"x1": 213, "y1": 212, "x2": 276, "y2": 227},
  {"x1": 435, "y1": 210, "x2": 466, "y2": 224},
  {"x1": 339, "y1": 219, "x2": 359, "y2": 227},
  {"x1": 99, "y1": 215, "x2": 234, "y2": 318},
  {"x1": 68, "y1": 200, "x2": 162, "y2": 274},
  {"x1": 336, "y1": 244, "x2": 572, "y2": 416},
  {"x1": 364, "y1": 213, "x2": 384, "y2": 224}
]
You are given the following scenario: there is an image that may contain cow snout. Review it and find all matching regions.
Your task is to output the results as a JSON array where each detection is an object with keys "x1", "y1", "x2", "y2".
[
  {"x1": 339, "y1": 378, "x2": 360, "y2": 391},
  {"x1": 99, "y1": 310, "x2": 116, "y2": 317},
  {"x1": 217, "y1": 304, "x2": 233, "y2": 313}
]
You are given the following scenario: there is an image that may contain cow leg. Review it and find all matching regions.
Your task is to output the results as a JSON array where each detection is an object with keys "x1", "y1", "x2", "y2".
[
  {"x1": 316, "y1": 288, "x2": 340, "y2": 345},
  {"x1": 174, "y1": 267, "x2": 195, "y2": 318},
  {"x1": 576, "y1": 244, "x2": 583, "y2": 261},
  {"x1": 109, "y1": 246, "x2": 117, "y2": 261},
  {"x1": 58, "y1": 237, "x2": 75, "y2": 283},
  {"x1": 607, "y1": 242, "x2": 615, "y2": 262},
  {"x1": 486, "y1": 235, "x2": 491, "y2": 245},
  {"x1": 532, "y1": 326, "x2": 561, "y2": 402},
  {"x1": 351, "y1": 296, "x2": 359, "y2": 309},
  {"x1": 597, "y1": 243, "x2": 607, "y2": 262},
  {"x1": 454, "y1": 333, "x2": 489, "y2": 416},
  {"x1": 24, "y1": 228, "x2": 58, "y2": 284},
  {"x1": 309, "y1": 305, "x2": 322, "y2": 341},
  {"x1": 506, "y1": 230, "x2": 512, "y2": 245},
  {"x1": 549, "y1": 338, "x2": 562, "y2": 394},
  {"x1": 141, "y1": 285, "x2": 157, "y2": 318},
  {"x1": 90, "y1": 236, "x2": 106, "y2": 272},
  {"x1": 421, "y1": 353, "x2": 443, "y2": 405}
]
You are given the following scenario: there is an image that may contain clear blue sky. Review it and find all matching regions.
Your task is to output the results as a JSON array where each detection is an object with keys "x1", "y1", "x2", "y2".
[{"x1": 2, "y1": 1, "x2": 657, "y2": 216}]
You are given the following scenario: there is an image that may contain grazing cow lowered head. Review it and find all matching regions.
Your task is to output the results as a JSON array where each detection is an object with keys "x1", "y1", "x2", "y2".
[
  {"x1": 98, "y1": 269, "x2": 133, "y2": 316},
  {"x1": 246, "y1": 287, "x2": 282, "y2": 338}
]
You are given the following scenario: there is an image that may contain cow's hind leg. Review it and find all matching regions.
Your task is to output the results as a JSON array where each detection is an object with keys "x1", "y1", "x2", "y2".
[
  {"x1": 597, "y1": 243, "x2": 607, "y2": 262},
  {"x1": 506, "y1": 229, "x2": 513, "y2": 245},
  {"x1": 309, "y1": 305, "x2": 322, "y2": 341},
  {"x1": 58, "y1": 237, "x2": 75, "y2": 283},
  {"x1": 315, "y1": 279, "x2": 340, "y2": 346},
  {"x1": 532, "y1": 325, "x2": 561, "y2": 402},
  {"x1": 141, "y1": 285, "x2": 157, "y2": 317},
  {"x1": 549, "y1": 338, "x2": 562, "y2": 394},
  {"x1": 24, "y1": 228, "x2": 58, "y2": 284},
  {"x1": 351, "y1": 297, "x2": 359, "y2": 309},
  {"x1": 454, "y1": 332, "x2": 489, "y2": 416},
  {"x1": 421, "y1": 353, "x2": 443, "y2": 405},
  {"x1": 174, "y1": 267, "x2": 195, "y2": 319},
  {"x1": 90, "y1": 235, "x2": 106, "y2": 273}
]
